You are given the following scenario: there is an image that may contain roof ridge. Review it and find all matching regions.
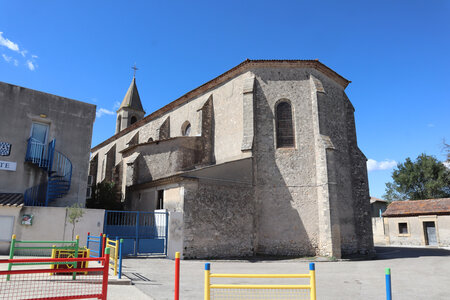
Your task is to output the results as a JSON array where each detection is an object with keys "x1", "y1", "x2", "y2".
[{"x1": 92, "y1": 59, "x2": 350, "y2": 152}]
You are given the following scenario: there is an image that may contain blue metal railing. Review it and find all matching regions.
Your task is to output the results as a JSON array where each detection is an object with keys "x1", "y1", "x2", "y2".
[
  {"x1": 52, "y1": 150, "x2": 72, "y2": 188},
  {"x1": 87, "y1": 233, "x2": 103, "y2": 258},
  {"x1": 24, "y1": 139, "x2": 72, "y2": 206},
  {"x1": 25, "y1": 138, "x2": 50, "y2": 169},
  {"x1": 24, "y1": 183, "x2": 48, "y2": 206}
]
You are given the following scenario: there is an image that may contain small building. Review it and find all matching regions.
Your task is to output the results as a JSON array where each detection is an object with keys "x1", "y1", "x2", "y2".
[
  {"x1": 0, "y1": 81, "x2": 96, "y2": 207},
  {"x1": 370, "y1": 197, "x2": 388, "y2": 217},
  {"x1": 370, "y1": 197, "x2": 389, "y2": 245},
  {"x1": 382, "y1": 198, "x2": 450, "y2": 247}
]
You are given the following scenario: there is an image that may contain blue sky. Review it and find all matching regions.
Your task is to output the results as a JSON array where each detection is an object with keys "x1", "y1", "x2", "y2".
[{"x1": 1, "y1": 0, "x2": 449, "y2": 198}]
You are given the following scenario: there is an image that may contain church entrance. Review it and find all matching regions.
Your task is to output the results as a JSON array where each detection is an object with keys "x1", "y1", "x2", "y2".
[{"x1": 103, "y1": 210, "x2": 168, "y2": 256}]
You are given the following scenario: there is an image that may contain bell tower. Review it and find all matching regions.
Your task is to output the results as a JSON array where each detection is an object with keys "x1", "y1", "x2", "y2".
[{"x1": 116, "y1": 67, "x2": 145, "y2": 133}]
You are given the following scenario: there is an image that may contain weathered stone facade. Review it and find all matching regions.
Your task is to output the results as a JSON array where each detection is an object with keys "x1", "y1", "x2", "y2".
[{"x1": 90, "y1": 60, "x2": 373, "y2": 259}]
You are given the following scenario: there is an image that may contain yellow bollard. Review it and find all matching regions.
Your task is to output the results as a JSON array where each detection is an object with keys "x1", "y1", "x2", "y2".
[
  {"x1": 309, "y1": 263, "x2": 316, "y2": 300},
  {"x1": 204, "y1": 263, "x2": 211, "y2": 300}
]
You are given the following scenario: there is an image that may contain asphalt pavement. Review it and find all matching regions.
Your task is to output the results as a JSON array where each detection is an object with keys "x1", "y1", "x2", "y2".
[{"x1": 118, "y1": 246, "x2": 450, "y2": 300}]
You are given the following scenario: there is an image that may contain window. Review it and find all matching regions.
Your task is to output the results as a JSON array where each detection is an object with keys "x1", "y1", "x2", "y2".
[
  {"x1": 130, "y1": 116, "x2": 137, "y2": 125},
  {"x1": 157, "y1": 190, "x2": 164, "y2": 210},
  {"x1": 147, "y1": 137, "x2": 154, "y2": 142},
  {"x1": 398, "y1": 222, "x2": 408, "y2": 235},
  {"x1": 275, "y1": 101, "x2": 294, "y2": 148},
  {"x1": 101, "y1": 157, "x2": 106, "y2": 181},
  {"x1": 181, "y1": 121, "x2": 191, "y2": 136}
]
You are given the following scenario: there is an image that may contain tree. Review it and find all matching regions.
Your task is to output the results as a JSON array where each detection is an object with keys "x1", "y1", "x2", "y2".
[
  {"x1": 383, "y1": 154, "x2": 450, "y2": 202},
  {"x1": 67, "y1": 203, "x2": 84, "y2": 241},
  {"x1": 86, "y1": 181, "x2": 123, "y2": 210},
  {"x1": 444, "y1": 140, "x2": 450, "y2": 162}
]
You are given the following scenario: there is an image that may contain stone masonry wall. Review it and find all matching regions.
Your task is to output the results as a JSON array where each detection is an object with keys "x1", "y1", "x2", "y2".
[
  {"x1": 182, "y1": 180, "x2": 254, "y2": 259},
  {"x1": 252, "y1": 68, "x2": 320, "y2": 256},
  {"x1": 315, "y1": 72, "x2": 373, "y2": 255}
]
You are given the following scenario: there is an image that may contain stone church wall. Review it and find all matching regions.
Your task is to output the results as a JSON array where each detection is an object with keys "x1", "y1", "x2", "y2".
[
  {"x1": 252, "y1": 68, "x2": 320, "y2": 256},
  {"x1": 89, "y1": 62, "x2": 373, "y2": 258},
  {"x1": 315, "y1": 72, "x2": 373, "y2": 255},
  {"x1": 182, "y1": 180, "x2": 254, "y2": 259},
  {"x1": 91, "y1": 72, "x2": 253, "y2": 187}
]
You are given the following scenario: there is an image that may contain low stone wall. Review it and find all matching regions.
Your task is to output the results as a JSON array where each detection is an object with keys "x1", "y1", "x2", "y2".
[{"x1": 182, "y1": 180, "x2": 254, "y2": 259}]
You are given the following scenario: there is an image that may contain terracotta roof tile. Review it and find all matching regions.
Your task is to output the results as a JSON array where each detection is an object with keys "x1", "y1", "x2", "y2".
[
  {"x1": 382, "y1": 198, "x2": 450, "y2": 217},
  {"x1": 0, "y1": 193, "x2": 24, "y2": 207}
]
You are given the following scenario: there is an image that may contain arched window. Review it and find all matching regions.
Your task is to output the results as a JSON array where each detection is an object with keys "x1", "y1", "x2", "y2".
[
  {"x1": 147, "y1": 137, "x2": 154, "y2": 142},
  {"x1": 276, "y1": 101, "x2": 295, "y2": 148},
  {"x1": 181, "y1": 121, "x2": 191, "y2": 136},
  {"x1": 130, "y1": 116, "x2": 137, "y2": 125}
]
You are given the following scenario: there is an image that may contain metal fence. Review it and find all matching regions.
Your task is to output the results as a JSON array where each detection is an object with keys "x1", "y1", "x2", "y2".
[
  {"x1": 204, "y1": 262, "x2": 316, "y2": 300},
  {"x1": 104, "y1": 210, "x2": 168, "y2": 255},
  {"x1": 0, "y1": 248, "x2": 111, "y2": 300}
]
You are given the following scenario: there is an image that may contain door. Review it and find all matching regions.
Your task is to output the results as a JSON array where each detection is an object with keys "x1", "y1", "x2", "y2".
[
  {"x1": 28, "y1": 122, "x2": 49, "y2": 164},
  {"x1": 30, "y1": 122, "x2": 49, "y2": 144},
  {"x1": 423, "y1": 222, "x2": 437, "y2": 246}
]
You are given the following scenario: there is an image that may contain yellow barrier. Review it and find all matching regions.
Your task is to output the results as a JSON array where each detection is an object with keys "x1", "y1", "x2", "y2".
[
  {"x1": 50, "y1": 246, "x2": 90, "y2": 275},
  {"x1": 204, "y1": 263, "x2": 316, "y2": 300},
  {"x1": 106, "y1": 237, "x2": 119, "y2": 276}
]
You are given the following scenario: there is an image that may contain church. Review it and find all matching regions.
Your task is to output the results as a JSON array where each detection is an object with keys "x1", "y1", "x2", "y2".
[{"x1": 89, "y1": 59, "x2": 374, "y2": 259}]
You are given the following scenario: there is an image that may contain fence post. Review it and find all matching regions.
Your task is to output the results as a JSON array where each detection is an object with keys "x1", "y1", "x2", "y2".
[
  {"x1": 386, "y1": 268, "x2": 392, "y2": 300},
  {"x1": 102, "y1": 247, "x2": 110, "y2": 300},
  {"x1": 114, "y1": 237, "x2": 119, "y2": 276},
  {"x1": 102, "y1": 234, "x2": 106, "y2": 257},
  {"x1": 309, "y1": 263, "x2": 316, "y2": 300},
  {"x1": 165, "y1": 211, "x2": 169, "y2": 255},
  {"x1": 204, "y1": 263, "x2": 210, "y2": 300},
  {"x1": 118, "y1": 239, "x2": 123, "y2": 279},
  {"x1": 6, "y1": 234, "x2": 16, "y2": 281},
  {"x1": 135, "y1": 212, "x2": 139, "y2": 256},
  {"x1": 99, "y1": 233, "x2": 103, "y2": 258},
  {"x1": 72, "y1": 235, "x2": 80, "y2": 280},
  {"x1": 87, "y1": 232, "x2": 90, "y2": 249},
  {"x1": 175, "y1": 252, "x2": 180, "y2": 300}
]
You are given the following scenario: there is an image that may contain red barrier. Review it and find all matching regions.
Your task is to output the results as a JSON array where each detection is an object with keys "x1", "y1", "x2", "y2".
[
  {"x1": 102, "y1": 234, "x2": 106, "y2": 257},
  {"x1": 0, "y1": 248, "x2": 111, "y2": 300},
  {"x1": 175, "y1": 252, "x2": 180, "y2": 300}
]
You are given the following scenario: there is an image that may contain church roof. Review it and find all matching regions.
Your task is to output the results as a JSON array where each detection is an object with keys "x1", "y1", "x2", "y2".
[
  {"x1": 92, "y1": 59, "x2": 351, "y2": 152},
  {"x1": 118, "y1": 77, "x2": 144, "y2": 112}
]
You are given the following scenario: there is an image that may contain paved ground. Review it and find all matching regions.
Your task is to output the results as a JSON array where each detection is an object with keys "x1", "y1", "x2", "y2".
[{"x1": 120, "y1": 246, "x2": 450, "y2": 300}]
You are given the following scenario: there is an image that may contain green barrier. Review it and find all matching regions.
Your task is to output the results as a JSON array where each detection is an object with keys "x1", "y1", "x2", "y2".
[{"x1": 7, "y1": 234, "x2": 80, "y2": 281}]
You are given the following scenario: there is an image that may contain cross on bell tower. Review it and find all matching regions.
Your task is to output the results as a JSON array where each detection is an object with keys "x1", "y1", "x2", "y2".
[{"x1": 132, "y1": 63, "x2": 139, "y2": 78}]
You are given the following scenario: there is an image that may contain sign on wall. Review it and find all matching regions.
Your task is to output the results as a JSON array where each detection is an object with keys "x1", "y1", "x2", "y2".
[
  {"x1": 21, "y1": 214, "x2": 33, "y2": 226},
  {"x1": 0, "y1": 142, "x2": 11, "y2": 156},
  {"x1": 0, "y1": 161, "x2": 17, "y2": 171}
]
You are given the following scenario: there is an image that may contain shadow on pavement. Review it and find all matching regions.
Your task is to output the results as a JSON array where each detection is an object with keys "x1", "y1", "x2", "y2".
[{"x1": 375, "y1": 246, "x2": 450, "y2": 260}]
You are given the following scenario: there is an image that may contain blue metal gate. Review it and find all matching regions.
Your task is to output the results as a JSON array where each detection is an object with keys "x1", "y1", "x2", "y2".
[{"x1": 103, "y1": 210, "x2": 168, "y2": 256}]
